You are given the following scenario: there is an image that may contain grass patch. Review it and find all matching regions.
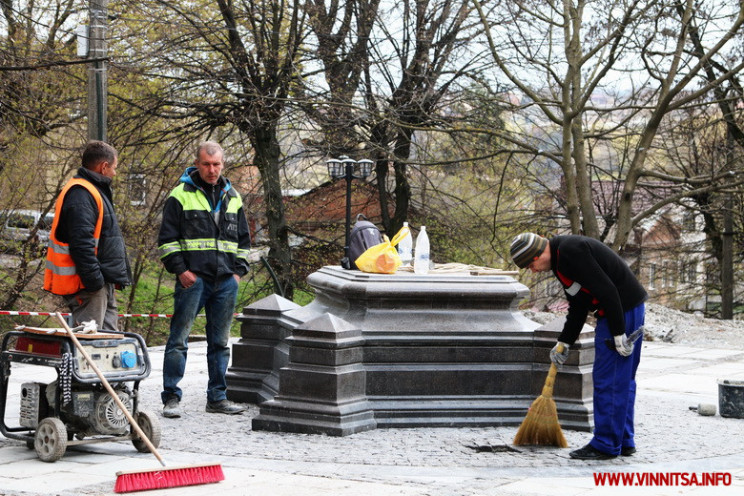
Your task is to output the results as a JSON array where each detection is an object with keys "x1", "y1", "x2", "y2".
[
  {"x1": 0, "y1": 255, "x2": 315, "y2": 347},
  {"x1": 121, "y1": 262, "x2": 295, "y2": 346}
]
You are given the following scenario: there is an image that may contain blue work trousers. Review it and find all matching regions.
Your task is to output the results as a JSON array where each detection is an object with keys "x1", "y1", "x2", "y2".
[
  {"x1": 589, "y1": 303, "x2": 644, "y2": 456},
  {"x1": 161, "y1": 275, "x2": 238, "y2": 404}
]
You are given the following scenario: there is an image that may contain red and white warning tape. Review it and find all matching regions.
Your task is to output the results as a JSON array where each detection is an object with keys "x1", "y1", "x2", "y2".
[
  {"x1": 0, "y1": 310, "x2": 240, "y2": 318},
  {"x1": 0, "y1": 311, "x2": 72, "y2": 317},
  {"x1": 119, "y1": 313, "x2": 174, "y2": 318},
  {"x1": 0, "y1": 310, "x2": 173, "y2": 318}
]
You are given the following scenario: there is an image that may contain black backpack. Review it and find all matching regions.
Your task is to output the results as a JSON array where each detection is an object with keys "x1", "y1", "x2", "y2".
[{"x1": 346, "y1": 214, "x2": 384, "y2": 269}]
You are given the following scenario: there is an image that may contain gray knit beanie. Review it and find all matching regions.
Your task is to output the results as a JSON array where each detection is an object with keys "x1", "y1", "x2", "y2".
[{"x1": 510, "y1": 233, "x2": 548, "y2": 268}]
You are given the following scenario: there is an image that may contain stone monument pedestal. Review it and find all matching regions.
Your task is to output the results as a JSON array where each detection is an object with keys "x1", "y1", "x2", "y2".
[{"x1": 228, "y1": 266, "x2": 594, "y2": 435}]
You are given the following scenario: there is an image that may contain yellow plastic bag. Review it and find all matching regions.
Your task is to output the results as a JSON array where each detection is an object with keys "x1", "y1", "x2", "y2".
[{"x1": 354, "y1": 226, "x2": 410, "y2": 274}]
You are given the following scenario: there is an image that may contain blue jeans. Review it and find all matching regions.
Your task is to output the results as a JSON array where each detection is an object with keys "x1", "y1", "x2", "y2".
[
  {"x1": 161, "y1": 275, "x2": 238, "y2": 404},
  {"x1": 590, "y1": 303, "x2": 645, "y2": 455}
]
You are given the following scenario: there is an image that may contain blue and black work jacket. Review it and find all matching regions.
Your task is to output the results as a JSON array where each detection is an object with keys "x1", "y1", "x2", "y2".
[
  {"x1": 550, "y1": 235, "x2": 647, "y2": 345},
  {"x1": 158, "y1": 167, "x2": 252, "y2": 283}
]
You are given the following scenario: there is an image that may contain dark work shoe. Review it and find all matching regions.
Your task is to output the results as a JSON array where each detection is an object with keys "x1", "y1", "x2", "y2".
[
  {"x1": 206, "y1": 400, "x2": 246, "y2": 415},
  {"x1": 621, "y1": 446, "x2": 636, "y2": 456},
  {"x1": 162, "y1": 397, "x2": 182, "y2": 418},
  {"x1": 569, "y1": 444, "x2": 617, "y2": 460}
]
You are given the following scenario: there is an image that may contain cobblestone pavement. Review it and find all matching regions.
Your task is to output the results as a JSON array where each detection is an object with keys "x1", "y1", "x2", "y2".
[{"x1": 1, "y1": 339, "x2": 744, "y2": 495}]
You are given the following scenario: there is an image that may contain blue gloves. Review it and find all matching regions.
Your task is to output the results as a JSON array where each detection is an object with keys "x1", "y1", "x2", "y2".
[{"x1": 550, "y1": 342, "x2": 570, "y2": 366}]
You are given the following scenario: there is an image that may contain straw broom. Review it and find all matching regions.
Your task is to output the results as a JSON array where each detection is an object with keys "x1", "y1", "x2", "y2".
[
  {"x1": 55, "y1": 313, "x2": 225, "y2": 492},
  {"x1": 513, "y1": 344, "x2": 568, "y2": 447}
]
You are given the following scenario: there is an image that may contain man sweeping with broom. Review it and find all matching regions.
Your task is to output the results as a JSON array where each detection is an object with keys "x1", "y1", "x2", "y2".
[{"x1": 510, "y1": 233, "x2": 647, "y2": 460}]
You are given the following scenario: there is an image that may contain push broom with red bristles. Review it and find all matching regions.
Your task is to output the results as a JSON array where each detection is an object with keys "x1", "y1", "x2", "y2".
[
  {"x1": 114, "y1": 463, "x2": 225, "y2": 493},
  {"x1": 513, "y1": 344, "x2": 568, "y2": 448},
  {"x1": 55, "y1": 313, "x2": 225, "y2": 493}
]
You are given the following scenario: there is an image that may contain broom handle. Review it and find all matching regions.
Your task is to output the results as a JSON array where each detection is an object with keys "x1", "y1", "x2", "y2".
[
  {"x1": 56, "y1": 313, "x2": 166, "y2": 467},
  {"x1": 541, "y1": 363, "x2": 558, "y2": 396},
  {"x1": 541, "y1": 343, "x2": 564, "y2": 396}
]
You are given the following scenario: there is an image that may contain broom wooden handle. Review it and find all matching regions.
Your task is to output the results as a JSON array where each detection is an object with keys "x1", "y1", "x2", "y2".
[
  {"x1": 541, "y1": 363, "x2": 558, "y2": 396},
  {"x1": 541, "y1": 343, "x2": 564, "y2": 396},
  {"x1": 56, "y1": 313, "x2": 166, "y2": 467}
]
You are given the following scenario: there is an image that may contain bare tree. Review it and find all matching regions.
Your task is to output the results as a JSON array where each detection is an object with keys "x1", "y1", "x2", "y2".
[
  {"x1": 0, "y1": 0, "x2": 82, "y2": 150},
  {"x1": 301, "y1": 0, "x2": 381, "y2": 157},
  {"x1": 118, "y1": 0, "x2": 308, "y2": 299},
  {"x1": 472, "y1": 0, "x2": 744, "y2": 250},
  {"x1": 0, "y1": 0, "x2": 85, "y2": 311},
  {"x1": 363, "y1": 0, "x2": 489, "y2": 234},
  {"x1": 301, "y1": 0, "x2": 490, "y2": 235}
]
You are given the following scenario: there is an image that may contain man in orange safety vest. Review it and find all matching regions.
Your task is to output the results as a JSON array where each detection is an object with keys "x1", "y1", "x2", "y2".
[{"x1": 44, "y1": 141, "x2": 131, "y2": 331}]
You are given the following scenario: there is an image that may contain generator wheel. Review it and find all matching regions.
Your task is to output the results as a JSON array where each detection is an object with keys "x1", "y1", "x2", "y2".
[
  {"x1": 131, "y1": 409, "x2": 161, "y2": 453},
  {"x1": 35, "y1": 417, "x2": 67, "y2": 462}
]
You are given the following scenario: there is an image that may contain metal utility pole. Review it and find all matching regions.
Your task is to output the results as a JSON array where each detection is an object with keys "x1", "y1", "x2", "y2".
[
  {"x1": 721, "y1": 131, "x2": 735, "y2": 319},
  {"x1": 722, "y1": 194, "x2": 734, "y2": 319},
  {"x1": 87, "y1": 0, "x2": 108, "y2": 142}
]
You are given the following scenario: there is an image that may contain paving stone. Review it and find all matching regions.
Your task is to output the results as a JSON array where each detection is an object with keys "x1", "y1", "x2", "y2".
[{"x1": 2, "y1": 339, "x2": 744, "y2": 495}]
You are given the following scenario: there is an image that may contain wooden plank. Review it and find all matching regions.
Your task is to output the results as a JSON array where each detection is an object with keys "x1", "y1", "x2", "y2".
[{"x1": 15, "y1": 326, "x2": 124, "y2": 340}]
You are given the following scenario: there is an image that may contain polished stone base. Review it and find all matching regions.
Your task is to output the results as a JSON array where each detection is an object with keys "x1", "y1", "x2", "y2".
[
  {"x1": 250, "y1": 313, "x2": 376, "y2": 436},
  {"x1": 228, "y1": 266, "x2": 594, "y2": 435}
]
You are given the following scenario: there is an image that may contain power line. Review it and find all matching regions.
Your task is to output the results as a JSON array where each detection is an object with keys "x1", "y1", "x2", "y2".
[{"x1": 0, "y1": 57, "x2": 107, "y2": 72}]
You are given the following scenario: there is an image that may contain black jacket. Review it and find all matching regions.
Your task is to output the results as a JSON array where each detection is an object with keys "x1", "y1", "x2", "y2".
[
  {"x1": 54, "y1": 167, "x2": 132, "y2": 291},
  {"x1": 550, "y1": 235, "x2": 647, "y2": 345},
  {"x1": 157, "y1": 168, "x2": 252, "y2": 283}
]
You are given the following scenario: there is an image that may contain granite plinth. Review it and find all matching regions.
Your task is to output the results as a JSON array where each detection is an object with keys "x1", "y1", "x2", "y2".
[{"x1": 228, "y1": 266, "x2": 594, "y2": 435}]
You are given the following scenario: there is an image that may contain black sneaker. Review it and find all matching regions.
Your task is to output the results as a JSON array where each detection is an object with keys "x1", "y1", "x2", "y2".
[
  {"x1": 162, "y1": 397, "x2": 182, "y2": 418},
  {"x1": 569, "y1": 444, "x2": 617, "y2": 460},
  {"x1": 621, "y1": 446, "x2": 636, "y2": 456},
  {"x1": 206, "y1": 400, "x2": 246, "y2": 415}
]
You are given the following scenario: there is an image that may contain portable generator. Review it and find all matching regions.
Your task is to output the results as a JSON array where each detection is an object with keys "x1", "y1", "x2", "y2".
[{"x1": 0, "y1": 325, "x2": 160, "y2": 462}]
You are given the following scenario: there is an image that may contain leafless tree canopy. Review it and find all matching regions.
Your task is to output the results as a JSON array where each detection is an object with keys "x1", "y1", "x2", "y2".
[{"x1": 2, "y1": 0, "x2": 744, "y2": 329}]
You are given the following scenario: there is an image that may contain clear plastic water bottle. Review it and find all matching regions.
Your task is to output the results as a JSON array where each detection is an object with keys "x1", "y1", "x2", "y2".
[
  {"x1": 413, "y1": 226, "x2": 430, "y2": 275},
  {"x1": 397, "y1": 222, "x2": 413, "y2": 267}
]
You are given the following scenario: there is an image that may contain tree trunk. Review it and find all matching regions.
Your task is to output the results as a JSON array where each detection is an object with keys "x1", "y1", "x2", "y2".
[
  {"x1": 251, "y1": 125, "x2": 293, "y2": 300},
  {"x1": 390, "y1": 129, "x2": 414, "y2": 234}
]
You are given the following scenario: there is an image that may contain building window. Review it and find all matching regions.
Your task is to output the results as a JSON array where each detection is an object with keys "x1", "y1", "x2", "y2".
[
  {"x1": 686, "y1": 259, "x2": 697, "y2": 285},
  {"x1": 127, "y1": 173, "x2": 146, "y2": 206},
  {"x1": 682, "y1": 212, "x2": 696, "y2": 231},
  {"x1": 680, "y1": 259, "x2": 698, "y2": 285},
  {"x1": 662, "y1": 261, "x2": 674, "y2": 288},
  {"x1": 648, "y1": 263, "x2": 657, "y2": 290},
  {"x1": 670, "y1": 261, "x2": 677, "y2": 287}
]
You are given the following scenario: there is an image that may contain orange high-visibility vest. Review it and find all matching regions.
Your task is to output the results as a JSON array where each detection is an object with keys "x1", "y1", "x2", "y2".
[{"x1": 43, "y1": 178, "x2": 104, "y2": 295}]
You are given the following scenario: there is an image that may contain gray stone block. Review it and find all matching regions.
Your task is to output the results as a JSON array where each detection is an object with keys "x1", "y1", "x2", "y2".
[{"x1": 234, "y1": 267, "x2": 594, "y2": 435}]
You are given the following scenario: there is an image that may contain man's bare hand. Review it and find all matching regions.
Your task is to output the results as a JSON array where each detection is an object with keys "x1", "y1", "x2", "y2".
[{"x1": 178, "y1": 270, "x2": 197, "y2": 288}]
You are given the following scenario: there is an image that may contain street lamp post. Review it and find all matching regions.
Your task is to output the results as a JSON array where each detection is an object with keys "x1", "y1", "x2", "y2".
[{"x1": 326, "y1": 155, "x2": 374, "y2": 269}]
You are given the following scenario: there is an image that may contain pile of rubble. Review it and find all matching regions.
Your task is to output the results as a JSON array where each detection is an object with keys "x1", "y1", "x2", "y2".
[{"x1": 523, "y1": 303, "x2": 744, "y2": 347}]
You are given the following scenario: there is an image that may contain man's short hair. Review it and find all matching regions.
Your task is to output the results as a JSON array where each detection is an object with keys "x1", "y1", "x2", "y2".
[
  {"x1": 82, "y1": 140, "x2": 117, "y2": 170},
  {"x1": 195, "y1": 141, "x2": 224, "y2": 161}
]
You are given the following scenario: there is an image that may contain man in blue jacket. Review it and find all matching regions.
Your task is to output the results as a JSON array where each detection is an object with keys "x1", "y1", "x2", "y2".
[
  {"x1": 511, "y1": 233, "x2": 647, "y2": 460},
  {"x1": 158, "y1": 141, "x2": 252, "y2": 418}
]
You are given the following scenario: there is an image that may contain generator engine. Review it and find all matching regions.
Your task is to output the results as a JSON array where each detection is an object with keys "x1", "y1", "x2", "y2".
[
  {"x1": 16, "y1": 335, "x2": 145, "y2": 438},
  {"x1": 21, "y1": 381, "x2": 134, "y2": 436},
  {"x1": 90, "y1": 388, "x2": 133, "y2": 435},
  {"x1": 3, "y1": 326, "x2": 159, "y2": 463}
]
